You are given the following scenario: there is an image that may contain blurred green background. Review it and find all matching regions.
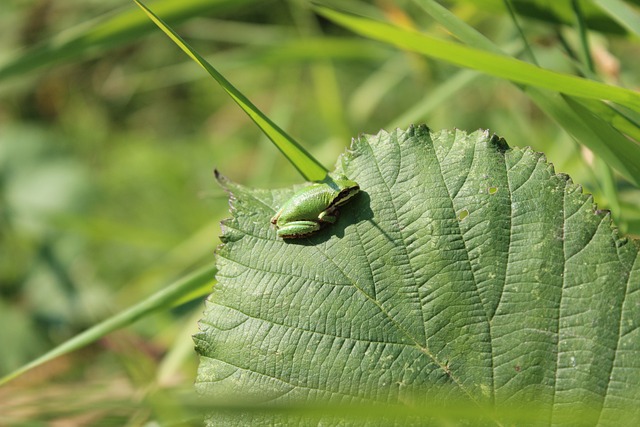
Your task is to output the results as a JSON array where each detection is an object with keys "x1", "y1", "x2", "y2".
[{"x1": 1, "y1": 0, "x2": 639, "y2": 424}]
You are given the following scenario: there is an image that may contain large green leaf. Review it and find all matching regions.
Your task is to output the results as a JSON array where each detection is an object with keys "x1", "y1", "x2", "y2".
[{"x1": 195, "y1": 126, "x2": 640, "y2": 424}]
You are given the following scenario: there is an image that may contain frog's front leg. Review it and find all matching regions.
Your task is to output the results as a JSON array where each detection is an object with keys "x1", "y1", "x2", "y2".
[
  {"x1": 276, "y1": 220, "x2": 321, "y2": 238},
  {"x1": 317, "y1": 208, "x2": 338, "y2": 224}
]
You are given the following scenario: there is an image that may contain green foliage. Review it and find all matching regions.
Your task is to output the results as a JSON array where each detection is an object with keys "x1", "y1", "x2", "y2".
[
  {"x1": 2, "y1": 0, "x2": 640, "y2": 424},
  {"x1": 316, "y1": 5, "x2": 640, "y2": 186},
  {"x1": 196, "y1": 126, "x2": 640, "y2": 424},
  {"x1": 0, "y1": 263, "x2": 215, "y2": 386},
  {"x1": 133, "y1": 0, "x2": 328, "y2": 182},
  {"x1": 0, "y1": 0, "x2": 256, "y2": 81}
]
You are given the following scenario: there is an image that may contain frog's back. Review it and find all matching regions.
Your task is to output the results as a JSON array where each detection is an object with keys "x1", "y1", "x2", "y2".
[{"x1": 276, "y1": 184, "x2": 335, "y2": 222}]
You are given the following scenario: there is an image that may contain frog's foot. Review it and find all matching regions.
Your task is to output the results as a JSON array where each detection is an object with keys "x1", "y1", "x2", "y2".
[{"x1": 318, "y1": 209, "x2": 338, "y2": 224}]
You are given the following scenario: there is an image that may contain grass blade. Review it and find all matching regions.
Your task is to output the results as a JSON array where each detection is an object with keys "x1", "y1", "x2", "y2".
[
  {"x1": 0, "y1": 263, "x2": 216, "y2": 386},
  {"x1": 502, "y1": 0, "x2": 539, "y2": 65},
  {"x1": 412, "y1": 0, "x2": 498, "y2": 52},
  {"x1": 577, "y1": 99, "x2": 640, "y2": 144},
  {"x1": 527, "y1": 87, "x2": 640, "y2": 185},
  {"x1": 595, "y1": 0, "x2": 640, "y2": 37},
  {"x1": 386, "y1": 69, "x2": 482, "y2": 129},
  {"x1": 572, "y1": 0, "x2": 596, "y2": 72},
  {"x1": 315, "y1": 6, "x2": 640, "y2": 111},
  {"x1": 134, "y1": 0, "x2": 327, "y2": 182},
  {"x1": 339, "y1": 1, "x2": 640, "y2": 186}
]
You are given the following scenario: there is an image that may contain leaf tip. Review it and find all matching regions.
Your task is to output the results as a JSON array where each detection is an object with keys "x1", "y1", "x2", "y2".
[
  {"x1": 488, "y1": 133, "x2": 510, "y2": 152},
  {"x1": 214, "y1": 168, "x2": 231, "y2": 189},
  {"x1": 405, "y1": 123, "x2": 431, "y2": 138}
]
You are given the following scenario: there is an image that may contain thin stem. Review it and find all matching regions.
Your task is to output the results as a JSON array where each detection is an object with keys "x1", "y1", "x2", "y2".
[
  {"x1": 503, "y1": 0, "x2": 539, "y2": 66},
  {"x1": 571, "y1": 0, "x2": 595, "y2": 73}
]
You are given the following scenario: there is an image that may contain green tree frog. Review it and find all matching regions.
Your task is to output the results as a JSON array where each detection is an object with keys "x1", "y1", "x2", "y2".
[{"x1": 271, "y1": 176, "x2": 360, "y2": 239}]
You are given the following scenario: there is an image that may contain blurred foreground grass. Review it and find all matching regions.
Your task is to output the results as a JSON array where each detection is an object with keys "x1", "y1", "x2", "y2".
[{"x1": 1, "y1": 0, "x2": 639, "y2": 424}]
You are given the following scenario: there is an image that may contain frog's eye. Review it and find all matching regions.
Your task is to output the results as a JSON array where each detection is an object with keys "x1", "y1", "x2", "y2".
[
  {"x1": 342, "y1": 185, "x2": 359, "y2": 195},
  {"x1": 333, "y1": 185, "x2": 360, "y2": 206}
]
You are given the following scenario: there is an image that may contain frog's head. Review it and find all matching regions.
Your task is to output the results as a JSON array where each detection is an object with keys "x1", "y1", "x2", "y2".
[{"x1": 330, "y1": 176, "x2": 360, "y2": 207}]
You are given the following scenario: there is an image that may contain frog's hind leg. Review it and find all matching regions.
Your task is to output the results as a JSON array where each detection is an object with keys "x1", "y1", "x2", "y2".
[{"x1": 276, "y1": 220, "x2": 321, "y2": 239}]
